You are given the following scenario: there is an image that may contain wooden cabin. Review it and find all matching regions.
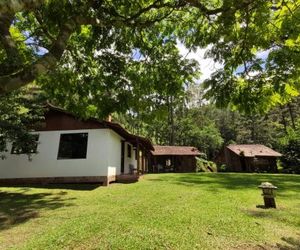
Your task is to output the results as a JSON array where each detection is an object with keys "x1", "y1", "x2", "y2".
[
  {"x1": 150, "y1": 146, "x2": 201, "y2": 173},
  {"x1": 222, "y1": 144, "x2": 282, "y2": 173}
]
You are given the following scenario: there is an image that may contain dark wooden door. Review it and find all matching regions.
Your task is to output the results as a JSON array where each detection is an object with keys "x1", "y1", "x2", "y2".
[{"x1": 240, "y1": 157, "x2": 247, "y2": 172}]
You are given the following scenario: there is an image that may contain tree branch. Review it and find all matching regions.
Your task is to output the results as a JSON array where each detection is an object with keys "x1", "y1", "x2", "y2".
[
  {"x1": 0, "y1": 20, "x2": 76, "y2": 94},
  {"x1": 125, "y1": 0, "x2": 184, "y2": 21},
  {"x1": 184, "y1": 0, "x2": 257, "y2": 16},
  {"x1": 34, "y1": 11, "x2": 56, "y2": 41},
  {"x1": 0, "y1": 13, "x2": 17, "y2": 56},
  {"x1": 0, "y1": 0, "x2": 258, "y2": 94},
  {"x1": 0, "y1": 0, "x2": 44, "y2": 15},
  {"x1": 184, "y1": 0, "x2": 224, "y2": 15}
]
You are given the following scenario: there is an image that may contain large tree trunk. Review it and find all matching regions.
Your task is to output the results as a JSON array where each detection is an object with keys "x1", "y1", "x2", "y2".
[
  {"x1": 168, "y1": 95, "x2": 175, "y2": 146},
  {"x1": 250, "y1": 115, "x2": 256, "y2": 142},
  {"x1": 287, "y1": 103, "x2": 296, "y2": 129},
  {"x1": 280, "y1": 105, "x2": 288, "y2": 133},
  {"x1": 0, "y1": 20, "x2": 75, "y2": 94}
]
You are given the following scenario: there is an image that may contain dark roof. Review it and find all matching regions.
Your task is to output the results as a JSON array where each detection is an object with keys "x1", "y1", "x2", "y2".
[
  {"x1": 151, "y1": 146, "x2": 201, "y2": 156},
  {"x1": 227, "y1": 144, "x2": 282, "y2": 157},
  {"x1": 104, "y1": 121, "x2": 153, "y2": 151},
  {"x1": 45, "y1": 103, "x2": 154, "y2": 151}
]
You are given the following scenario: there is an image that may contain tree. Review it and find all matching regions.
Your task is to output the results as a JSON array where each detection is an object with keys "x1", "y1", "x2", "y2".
[
  {"x1": 1, "y1": 0, "x2": 299, "y2": 111},
  {"x1": 0, "y1": 0, "x2": 236, "y2": 93},
  {"x1": 0, "y1": 88, "x2": 44, "y2": 156},
  {"x1": 279, "y1": 127, "x2": 300, "y2": 173},
  {"x1": 1, "y1": 0, "x2": 300, "y2": 159},
  {"x1": 203, "y1": 1, "x2": 300, "y2": 113}
]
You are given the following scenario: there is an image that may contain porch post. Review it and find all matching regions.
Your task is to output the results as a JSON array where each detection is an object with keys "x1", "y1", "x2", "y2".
[
  {"x1": 141, "y1": 147, "x2": 145, "y2": 174},
  {"x1": 145, "y1": 152, "x2": 148, "y2": 173},
  {"x1": 136, "y1": 139, "x2": 140, "y2": 174},
  {"x1": 154, "y1": 156, "x2": 157, "y2": 173}
]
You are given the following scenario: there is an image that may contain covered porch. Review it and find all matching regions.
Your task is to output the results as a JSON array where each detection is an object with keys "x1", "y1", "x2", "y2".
[
  {"x1": 120, "y1": 139, "x2": 152, "y2": 175},
  {"x1": 149, "y1": 146, "x2": 201, "y2": 173},
  {"x1": 117, "y1": 139, "x2": 151, "y2": 183},
  {"x1": 101, "y1": 120, "x2": 153, "y2": 182}
]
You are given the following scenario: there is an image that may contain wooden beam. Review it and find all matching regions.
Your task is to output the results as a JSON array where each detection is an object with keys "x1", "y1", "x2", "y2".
[
  {"x1": 141, "y1": 148, "x2": 145, "y2": 174},
  {"x1": 136, "y1": 139, "x2": 140, "y2": 174}
]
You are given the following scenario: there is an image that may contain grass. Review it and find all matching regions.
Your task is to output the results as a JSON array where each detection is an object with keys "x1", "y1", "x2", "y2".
[{"x1": 0, "y1": 173, "x2": 300, "y2": 250}]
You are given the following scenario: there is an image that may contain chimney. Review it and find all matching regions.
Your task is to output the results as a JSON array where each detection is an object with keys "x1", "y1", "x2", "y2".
[{"x1": 106, "y1": 114, "x2": 112, "y2": 122}]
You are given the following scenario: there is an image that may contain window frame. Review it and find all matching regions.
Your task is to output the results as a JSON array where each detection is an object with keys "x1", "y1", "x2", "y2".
[{"x1": 57, "y1": 132, "x2": 88, "y2": 160}]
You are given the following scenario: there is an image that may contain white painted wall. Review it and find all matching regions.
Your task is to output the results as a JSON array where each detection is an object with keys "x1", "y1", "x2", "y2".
[
  {"x1": 124, "y1": 142, "x2": 137, "y2": 174},
  {"x1": 107, "y1": 130, "x2": 122, "y2": 176},
  {"x1": 0, "y1": 129, "x2": 123, "y2": 179}
]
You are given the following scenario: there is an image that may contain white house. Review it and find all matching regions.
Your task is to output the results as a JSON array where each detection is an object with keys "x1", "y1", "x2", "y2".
[{"x1": 0, "y1": 105, "x2": 153, "y2": 186}]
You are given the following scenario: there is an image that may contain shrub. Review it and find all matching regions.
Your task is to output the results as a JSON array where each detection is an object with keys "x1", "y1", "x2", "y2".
[
  {"x1": 196, "y1": 157, "x2": 217, "y2": 172},
  {"x1": 278, "y1": 127, "x2": 300, "y2": 174},
  {"x1": 217, "y1": 164, "x2": 231, "y2": 172},
  {"x1": 280, "y1": 138, "x2": 300, "y2": 174}
]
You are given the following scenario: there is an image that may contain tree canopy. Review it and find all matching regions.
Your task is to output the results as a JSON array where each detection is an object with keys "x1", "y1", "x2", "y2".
[
  {"x1": 1, "y1": 0, "x2": 299, "y2": 114},
  {"x1": 1, "y1": 0, "x2": 300, "y2": 162}
]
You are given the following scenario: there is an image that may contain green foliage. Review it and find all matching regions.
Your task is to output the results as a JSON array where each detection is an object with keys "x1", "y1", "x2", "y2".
[
  {"x1": 116, "y1": 99, "x2": 224, "y2": 159},
  {"x1": 1, "y1": 0, "x2": 300, "y2": 114},
  {"x1": 278, "y1": 126, "x2": 300, "y2": 173},
  {"x1": 0, "y1": 89, "x2": 44, "y2": 157},
  {"x1": 38, "y1": 26, "x2": 199, "y2": 118},
  {"x1": 201, "y1": 0, "x2": 300, "y2": 114},
  {"x1": 217, "y1": 164, "x2": 231, "y2": 172},
  {"x1": 196, "y1": 157, "x2": 217, "y2": 172}
]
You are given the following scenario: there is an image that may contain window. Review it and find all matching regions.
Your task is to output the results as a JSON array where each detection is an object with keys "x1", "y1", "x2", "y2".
[
  {"x1": 127, "y1": 144, "x2": 132, "y2": 158},
  {"x1": 166, "y1": 159, "x2": 171, "y2": 166},
  {"x1": 11, "y1": 134, "x2": 39, "y2": 154},
  {"x1": 57, "y1": 133, "x2": 88, "y2": 159}
]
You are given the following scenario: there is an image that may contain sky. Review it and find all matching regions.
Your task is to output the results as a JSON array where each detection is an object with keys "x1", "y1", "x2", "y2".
[
  {"x1": 235, "y1": 49, "x2": 270, "y2": 74},
  {"x1": 25, "y1": 35, "x2": 48, "y2": 56},
  {"x1": 177, "y1": 42, "x2": 270, "y2": 82},
  {"x1": 132, "y1": 42, "x2": 223, "y2": 83},
  {"x1": 176, "y1": 42, "x2": 223, "y2": 83}
]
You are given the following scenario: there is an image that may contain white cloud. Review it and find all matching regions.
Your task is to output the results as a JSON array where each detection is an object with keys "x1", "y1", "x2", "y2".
[{"x1": 177, "y1": 42, "x2": 223, "y2": 82}]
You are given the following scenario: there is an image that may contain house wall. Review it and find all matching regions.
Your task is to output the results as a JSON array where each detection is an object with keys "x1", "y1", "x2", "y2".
[
  {"x1": 224, "y1": 148, "x2": 242, "y2": 171},
  {"x1": 224, "y1": 148, "x2": 278, "y2": 173},
  {"x1": 0, "y1": 129, "x2": 121, "y2": 181},
  {"x1": 150, "y1": 155, "x2": 197, "y2": 173},
  {"x1": 176, "y1": 156, "x2": 197, "y2": 172},
  {"x1": 107, "y1": 130, "x2": 123, "y2": 176},
  {"x1": 246, "y1": 156, "x2": 278, "y2": 173}
]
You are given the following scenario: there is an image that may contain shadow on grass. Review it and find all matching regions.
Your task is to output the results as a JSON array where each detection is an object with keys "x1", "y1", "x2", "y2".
[
  {"x1": 0, "y1": 184, "x2": 101, "y2": 191},
  {"x1": 277, "y1": 235, "x2": 300, "y2": 250},
  {"x1": 246, "y1": 207, "x2": 300, "y2": 230},
  {"x1": 147, "y1": 173, "x2": 300, "y2": 192},
  {"x1": 0, "y1": 190, "x2": 75, "y2": 231}
]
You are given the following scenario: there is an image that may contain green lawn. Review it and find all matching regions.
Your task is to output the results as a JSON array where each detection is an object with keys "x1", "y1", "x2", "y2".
[{"x1": 0, "y1": 173, "x2": 300, "y2": 250}]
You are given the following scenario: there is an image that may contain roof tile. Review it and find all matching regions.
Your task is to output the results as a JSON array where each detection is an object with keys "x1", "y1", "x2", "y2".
[
  {"x1": 152, "y1": 146, "x2": 201, "y2": 156},
  {"x1": 227, "y1": 144, "x2": 282, "y2": 157}
]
